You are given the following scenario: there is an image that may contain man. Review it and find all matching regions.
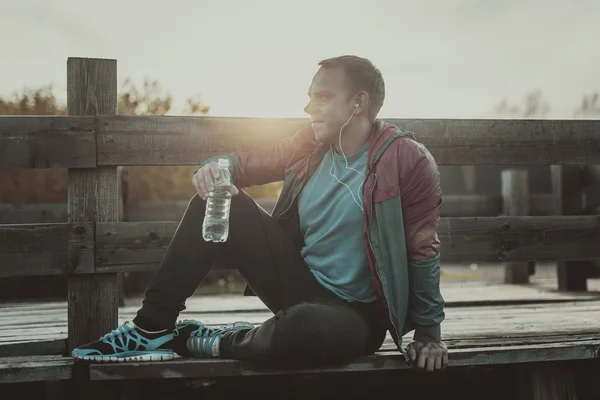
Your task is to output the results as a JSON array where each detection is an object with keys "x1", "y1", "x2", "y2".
[{"x1": 72, "y1": 55, "x2": 448, "y2": 372}]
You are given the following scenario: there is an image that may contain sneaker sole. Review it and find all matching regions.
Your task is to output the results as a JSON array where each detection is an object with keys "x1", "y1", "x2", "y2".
[
  {"x1": 74, "y1": 352, "x2": 175, "y2": 363},
  {"x1": 187, "y1": 321, "x2": 253, "y2": 357}
]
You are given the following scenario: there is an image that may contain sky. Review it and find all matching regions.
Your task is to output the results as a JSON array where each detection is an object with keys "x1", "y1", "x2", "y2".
[{"x1": 1, "y1": 0, "x2": 599, "y2": 119}]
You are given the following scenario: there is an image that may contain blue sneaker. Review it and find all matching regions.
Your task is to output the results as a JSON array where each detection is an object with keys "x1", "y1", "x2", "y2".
[
  {"x1": 71, "y1": 320, "x2": 177, "y2": 362},
  {"x1": 187, "y1": 321, "x2": 254, "y2": 358},
  {"x1": 71, "y1": 319, "x2": 208, "y2": 362}
]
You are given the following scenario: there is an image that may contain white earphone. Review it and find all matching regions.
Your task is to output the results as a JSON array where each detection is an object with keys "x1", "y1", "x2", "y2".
[{"x1": 328, "y1": 101, "x2": 366, "y2": 212}]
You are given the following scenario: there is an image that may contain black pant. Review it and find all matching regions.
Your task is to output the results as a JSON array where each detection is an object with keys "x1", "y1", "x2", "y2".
[{"x1": 136, "y1": 192, "x2": 387, "y2": 367}]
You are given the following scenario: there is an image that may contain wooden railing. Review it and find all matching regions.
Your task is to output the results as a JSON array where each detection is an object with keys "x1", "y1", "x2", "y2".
[
  {"x1": 0, "y1": 193, "x2": 559, "y2": 224},
  {"x1": 1, "y1": 57, "x2": 600, "y2": 352}
]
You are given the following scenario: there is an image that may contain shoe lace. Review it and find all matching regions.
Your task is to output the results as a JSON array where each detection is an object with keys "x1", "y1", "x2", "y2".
[
  {"x1": 190, "y1": 326, "x2": 215, "y2": 338},
  {"x1": 174, "y1": 319, "x2": 205, "y2": 337},
  {"x1": 100, "y1": 321, "x2": 133, "y2": 342},
  {"x1": 189, "y1": 326, "x2": 223, "y2": 356}
]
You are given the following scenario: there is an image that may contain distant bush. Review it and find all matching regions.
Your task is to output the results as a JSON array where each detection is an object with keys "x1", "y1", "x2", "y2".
[{"x1": 0, "y1": 79, "x2": 282, "y2": 203}]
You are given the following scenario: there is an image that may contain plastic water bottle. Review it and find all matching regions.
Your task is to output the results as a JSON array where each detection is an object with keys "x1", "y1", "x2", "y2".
[{"x1": 202, "y1": 158, "x2": 233, "y2": 242}]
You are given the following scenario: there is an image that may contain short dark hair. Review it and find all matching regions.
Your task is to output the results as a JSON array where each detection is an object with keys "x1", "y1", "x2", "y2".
[{"x1": 318, "y1": 55, "x2": 385, "y2": 118}]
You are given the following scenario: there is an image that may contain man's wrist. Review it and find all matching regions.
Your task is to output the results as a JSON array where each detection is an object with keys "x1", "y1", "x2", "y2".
[{"x1": 413, "y1": 323, "x2": 441, "y2": 342}]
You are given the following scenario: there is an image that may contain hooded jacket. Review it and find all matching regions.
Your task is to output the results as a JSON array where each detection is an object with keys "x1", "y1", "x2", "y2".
[{"x1": 199, "y1": 119, "x2": 445, "y2": 349}]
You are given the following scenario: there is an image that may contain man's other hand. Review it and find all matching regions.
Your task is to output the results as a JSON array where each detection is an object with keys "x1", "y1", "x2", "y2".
[{"x1": 407, "y1": 340, "x2": 448, "y2": 372}]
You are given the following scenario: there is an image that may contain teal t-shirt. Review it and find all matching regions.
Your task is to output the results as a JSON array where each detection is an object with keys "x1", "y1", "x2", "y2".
[{"x1": 298, "y1": 142, "x2": 376, "y2": 303}]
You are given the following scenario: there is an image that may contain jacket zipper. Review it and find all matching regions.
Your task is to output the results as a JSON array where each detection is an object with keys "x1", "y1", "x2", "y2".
[
  {"x1": 367, "y1": 172, "x2": 378, "y2": 259},
  {"x1": 367, "y1": 171, "x2": 404, "y2": 351}
]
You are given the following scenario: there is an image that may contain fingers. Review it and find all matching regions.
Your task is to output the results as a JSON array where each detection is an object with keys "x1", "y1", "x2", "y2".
[
  {"x1": 409, "y1": 341, "x2": 448, "y2": 372},
  {"x1": 203, "y1": 167, "x2": 215, "y2": 195},
  {"x1": 416, "y1": 355, "x2": 444, "y2": 372},
  {"x1": 209, "y1": 163, "x2": 220, "y2": 181},
  {"x1": 426, "y1": 357, "x2": 436, "y2": 372},
  {"x1": 191, "y1": 166, "x2": 213, "y2": 199},
  {"x1": 407, "y1": 344, "x2": 417, "y2": 362},
  {"x1": 434, "y1": 356, "x2": 442, "y2": 371},
  {"x1": 192, "y1": 172, "x2": 203, "y2": 198},
  {"x1": 192, "y1": 162, "x2": 239, "y2": 199}
]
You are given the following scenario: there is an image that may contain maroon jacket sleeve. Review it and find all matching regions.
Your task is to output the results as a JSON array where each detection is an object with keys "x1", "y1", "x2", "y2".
[
  {"x1": 397, "y1": 137, "x2": 445, "y2": 342},
  {"x1": 397, "y1": 138, "x2": 442, "y2": 261},
  {"x1": 235, "y1": 127, "x2": 316, "y2": 188}
]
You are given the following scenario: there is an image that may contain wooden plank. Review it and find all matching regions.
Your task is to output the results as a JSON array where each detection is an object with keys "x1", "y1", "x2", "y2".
[
  {"x1": 442, "y1": 194, "x2": 502, "y2": 217},
  {"x1": 1, "y1": 116, "x2": 597, "y2": 169},
  {"x1": 97, "y1": 115, "x2": 308, "y2": 166},
  {"x1": 131, "y1": 197, "x2": 500, "y2": 220},
  {"x1": 0, "y1": 223, "x2": 93, "y2": 277},
  {"x1": 0, "y1": 339, "x2": 66, "y2": 357},
  {"x1": 1, "y1": 339, "x2": 597, "y2": 383},
  {"x1": 88, "y1": 340, "x2": 600, "y2": 380},
  {"x1": 95, "y1": 216, "x2": 600, "y2": 271},
  {"x1": 0, "y1": 355, "x2": 74, "y2": 383},
  {"x1": 97, "y1": 116, "x2": 600, "y2": 166},
  {"x1": 124, "y1": 200, "x2": 194, "y2": 221},
  {"x1": 441, "y1": 194, "x2": 557, "y2": 217},
  {"x1": 3, "y1": 298, "x2": 600, "y2": 357},
  {"x1": 0, "y1": 116, "x2": 96, "y2": 168},
  {"x1": 0, "y1": 194, "x2": 558, "y2": 226},
  {"x1": 0, "y1": 203, "x2": 67, "y2": 224},
  {"x1": 395, "y1": 118, "x2": 600, "y2": 166},
  {"x1": 440, "y1": 216, "x2": 600, "y2": 262},
  {"x1": 67, "y1": 57, "x2": 119, "y2": 352}
]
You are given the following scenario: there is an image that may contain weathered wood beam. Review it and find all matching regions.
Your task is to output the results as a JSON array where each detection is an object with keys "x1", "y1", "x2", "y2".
[
  {"x1": 97, "y1": 116, "x2": 600, "y2": 166},
  {"x1": 1, "y1": 116, "x2": 598, "y2": 167},
  {"x1": 3, "y1": 339, "x2": 598, "y2": 383},
  {"x1": 88, "y1": 340, "x2": 600, "y2": 380},
  {"x1": 0, "y1": 116, "x2": 96, "y2": 168},
  {"x1": 1, "y1": 339, "x2": 597, "y2": 384},
  {"x1": 3, "y1": 215, "x2": 598, "y2": 277},
  {"x1": 0, "y1": 223, "x2": 93, "y2": 277},
  {"x1": 0, "y1": 195, "x2": 559, "y2": 225},
  {"x1": 66, "y1": 57, "x2": 120, "y2": 352},
  {"x1": 0, "y1": 355, "x2": 75, "y2": 383},
  {"x1": 94, "y1": 216, "x2": 600, "y2": 272}
]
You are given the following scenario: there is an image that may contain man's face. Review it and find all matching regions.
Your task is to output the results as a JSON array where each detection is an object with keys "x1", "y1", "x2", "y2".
[{"x1": 304, "y1": 66, "x2": 355, "y2": 144}]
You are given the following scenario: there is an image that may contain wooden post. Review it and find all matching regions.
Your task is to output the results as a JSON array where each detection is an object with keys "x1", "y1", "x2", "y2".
[
  {"x1": 553, "y1": 166, "x2": 592, "y2": 291},
  {"x1": 502, "y1": 170, "x2": 532, "y2": 284},
  {"x1": 67, "y1": 57, "x2": 120, "y2": 351}
]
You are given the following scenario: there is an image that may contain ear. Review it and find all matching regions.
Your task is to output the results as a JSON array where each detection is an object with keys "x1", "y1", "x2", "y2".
[{"x1": 354, "y1": 91, "x2": 369, "y2": 114}]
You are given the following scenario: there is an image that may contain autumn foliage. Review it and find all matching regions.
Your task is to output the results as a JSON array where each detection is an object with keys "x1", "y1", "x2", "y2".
[{"x1": 0, "y1": 79, "x2": 281, "y2": 204}]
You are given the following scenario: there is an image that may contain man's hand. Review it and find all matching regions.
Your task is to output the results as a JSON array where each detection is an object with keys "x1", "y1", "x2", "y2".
[
  {"x1": 192, "y1": 162, "x2": 239, "y2": 200},
  {"x1": 407, "y1": 340, "x2": 448, "y2": 372}
]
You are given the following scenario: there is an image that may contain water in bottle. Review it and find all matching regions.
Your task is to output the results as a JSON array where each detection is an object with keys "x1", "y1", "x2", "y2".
[{"x1": 202, "y1": 158, "x2": 233, "y2": 242}]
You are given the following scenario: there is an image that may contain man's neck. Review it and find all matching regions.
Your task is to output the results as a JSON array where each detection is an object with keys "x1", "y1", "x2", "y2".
[{"x1": 332, "y1": 120, "x2": 374, "y2": 156}]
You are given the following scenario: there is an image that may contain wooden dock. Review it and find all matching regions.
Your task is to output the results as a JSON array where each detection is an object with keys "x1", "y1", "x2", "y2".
[
  {"x1": 2, "y1": 279, "x2": 600, "y2": 399},
  {"x1": 2, "y1": 56, "x2": 600, "y2": 398},
  {"x1": 2, "y1": 278, "x2": 600, "y2": 380}
]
